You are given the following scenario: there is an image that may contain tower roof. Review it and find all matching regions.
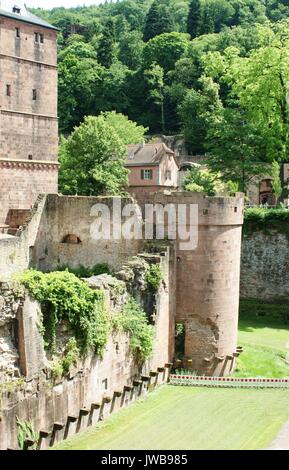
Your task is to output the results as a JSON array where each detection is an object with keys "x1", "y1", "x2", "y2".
[{"x1": 0, "y1": 1, "x2": 59, "y2": 30}]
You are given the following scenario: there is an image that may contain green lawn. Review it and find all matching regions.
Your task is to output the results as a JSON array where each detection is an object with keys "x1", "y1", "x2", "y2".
[
  {"x1": 54, "y1": 386, "x2": 289, "y2": 450},
  {"x1": 235, "y1": 299, "x2": 289, "y2": 378},
  {"x1": 54, "y1": 299, "x2": 289, "y2": 450}
]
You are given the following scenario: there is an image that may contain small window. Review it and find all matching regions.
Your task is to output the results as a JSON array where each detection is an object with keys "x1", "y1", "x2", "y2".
[
  {"x1": 34, "y1": 32, "x2": 39, "y2": 43},
  {"x1": 165, "y1": 170, "x2": 172, "y2": 181},
  {"x1": 15, "y1": 27, "x2": 20, "y2": 38},
  {"x1": 40, "y1": 34, "x2": 44, "y2": 44},
  {"x1": 13, "y1": 6, "x2": 21, "y2": 14},
  {"x1": 6, "y1": 84, "x2": 11, "y2": 97},
  {"x1": 32, "y1": 89, "x2": 37, "y2": 100},
  {"x1": 141, "y1": 169, "x2": 153, "y2": 180},
  {"x1": 28, "y1": 155, "x2": 33, "y2": 161}
]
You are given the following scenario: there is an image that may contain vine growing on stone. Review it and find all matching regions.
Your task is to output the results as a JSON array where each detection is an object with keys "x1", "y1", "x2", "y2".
[
  {"x1": 19, "y1": 270, "x2": 110, "y2": 356},
  {"x1": 113, "y1": 297, "x2": 154, "y2": 362}
]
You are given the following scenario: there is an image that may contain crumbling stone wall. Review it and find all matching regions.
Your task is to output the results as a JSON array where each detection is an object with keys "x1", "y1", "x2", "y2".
[
  {"x1": 0, "y1": 282, "x2": 24, "y2": 379},
  {"x1": 0, "y1": 248, "x2": 173, "y2": 449},
  {"x1": 241, "y1": 230, "x2": 289, "y2": 302}
]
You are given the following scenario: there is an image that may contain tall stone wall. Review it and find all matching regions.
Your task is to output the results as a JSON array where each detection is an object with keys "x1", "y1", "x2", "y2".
[
  {"x1": 241, "y1": 229, "x2": 289, "y2": 302},
  {"x1": 0, "y1": 15, "x2": 58, "y2": 223}
]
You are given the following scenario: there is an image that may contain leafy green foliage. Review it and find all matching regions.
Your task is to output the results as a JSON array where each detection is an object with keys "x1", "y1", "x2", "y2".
[
  {"x1": 59, "y1": 115, "x2": 128, "y2": 196},
  {"x1": 145, "y1": 264, "x2": 163, "y2": 291},
  {"x1": 183, "y1": 166, "x2": 232, "y2": 196},
  {"x1": 31, "y1": 1, "x2": 289, "y2": 153},
  {"x1": 243, "y1": 206, "x2": 289, "y2": 237},
  {"x1": 97, "y1": 19, "x2": 116, "y2": 68},
  {"x1": 187, "y1": 0, "x2": 202, "y2": 38},
  {"x1": 205, "y1": 108, "x2": 269, "y2": 192},
  {"x1": 19, "y1": 270, "x2": 110, "y2": 356},
  {"x1": 143, "y1": 32, "x2": 190, "y2": 72},
  {"x1": 113, "y1": 297, "x2": 154, "y2": 362},
  {"x1": 143, "y1": 0, "x2": 175, "y2": 42},
  {"x1": 102, "y1": 111, "x2": 148, "y2": 145},
  {"x1": 16, "y1": 417, "x2": 39, "y2": 450},
  {"x1": 271, "y1": 160, "x2": 282, "y2": 201},
  {"x1": 57, "y1": 263, "x2": 110, "y2": 278},
  {"x1": 51, "y1": 335, "x2": 93, "y2": 380}
]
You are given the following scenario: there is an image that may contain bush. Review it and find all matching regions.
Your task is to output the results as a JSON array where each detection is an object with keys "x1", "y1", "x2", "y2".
[
  {"x1": 56, "y1": 263, "x2": 110, "y2": 278},
  {"x1": 244, "y1": 207, "x2": 289, "y2": 237}
]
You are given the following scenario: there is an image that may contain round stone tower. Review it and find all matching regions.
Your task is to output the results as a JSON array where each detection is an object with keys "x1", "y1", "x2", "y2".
[{"x1": 152, "y1": 192, "x2": 244, "y2": 376}]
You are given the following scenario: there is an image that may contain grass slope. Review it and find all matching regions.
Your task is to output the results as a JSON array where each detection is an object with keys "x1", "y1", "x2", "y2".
[
  {"x1": 54, "y1": 386, "x2": 289, "y2": 450},
  {"x1": 235, "y1": 300, "x2": 289, "y2": 378}
]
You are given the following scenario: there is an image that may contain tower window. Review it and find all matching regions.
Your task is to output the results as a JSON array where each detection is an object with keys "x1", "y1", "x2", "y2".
[
  {"x1": 15, "y1": 27, "x2": 20, "y2": 38},
  {"x1": 32, "y1": 89, "x2": 37, "y2": 100},
  {"x1": 6, "y1": 85, "x2": 11, "y2": 97},
  {"x1": 28, "y1": 155, "x2": 33, "y2": 161},
  {"x1": 40, "y1": 34, "x2": 44, "y2": 43},
  {"x1": 34, "y1": 32, "x2": 39, "y2": 43},
  {"x1": 13, "y1": 6, "x2": 21, "y2": 14}
]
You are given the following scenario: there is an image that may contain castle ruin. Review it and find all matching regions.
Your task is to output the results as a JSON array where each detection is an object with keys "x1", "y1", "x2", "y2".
[{"x1": 0, "y1": 3, "x2": 244, "y2": 450}]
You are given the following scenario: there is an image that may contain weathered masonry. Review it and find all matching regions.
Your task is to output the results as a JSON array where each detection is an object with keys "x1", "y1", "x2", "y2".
[{"x1": 0, "y1": 1, "x2": 59, "y2": 223}]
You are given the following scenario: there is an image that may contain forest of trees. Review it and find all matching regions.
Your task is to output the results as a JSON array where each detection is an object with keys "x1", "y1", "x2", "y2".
[{"x1": 32, "y1": 0, "x2": 289, "y2": 193}]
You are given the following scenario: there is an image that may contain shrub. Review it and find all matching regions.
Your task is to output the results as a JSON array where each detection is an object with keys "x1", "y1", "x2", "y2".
[
  {"x1": 56, "y1": 263, "x2": 110, "y2": 278},
  {"x1": 243, "y1": 207, "x2": 289, "y2": 237}
]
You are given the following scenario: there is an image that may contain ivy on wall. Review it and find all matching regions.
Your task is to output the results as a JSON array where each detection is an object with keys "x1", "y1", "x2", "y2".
[
  {"x1": 145, "y1": 264, "x2": 163, "y2": 291},
  {"x1": 19, "y1": 269, "x2": 155, "y2": 365},
  {"x1": 113, "y1": 297, "x2": 154, "y2": 362},
  {"x1": 19, "y1": 270, "x2": 109, "y2": 356}
]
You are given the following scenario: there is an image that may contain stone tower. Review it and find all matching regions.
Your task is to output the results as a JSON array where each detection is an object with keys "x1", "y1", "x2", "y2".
[
  {"x1": 150, "y1": 192, "x2": 244, "y2": 376},
  {"x1": 0, "y1": 1, "x2": 58, "y2": 223}
]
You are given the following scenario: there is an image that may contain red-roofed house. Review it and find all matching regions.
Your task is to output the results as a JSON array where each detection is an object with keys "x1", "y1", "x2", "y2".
[{"x1": 125, "y1": 143, "x2": 179, "y2": 200}]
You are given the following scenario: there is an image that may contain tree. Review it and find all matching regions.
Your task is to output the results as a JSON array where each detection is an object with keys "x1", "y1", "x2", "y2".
[
  {"x1": 58, "y1": 41, "x2": 104, "y2": 132},
  {"x1": 143, "y1": 0, "x2": 175, "y2": 42},
  {"x1": 178, "y1": 75, "x2": 223, "y2": 154},
  {"x1": 97, "y1": 19, "x2": 116, "y2": 68},
  {"x1": 271, "y1": 160, "x2": 282, "y2": 202},
  {"x1": 187, "y1": 0, "x2": 201, "y2": 38},
  {"x1": 230, "y1": 25, "x2": 289, "y2": 162},
  {"x1": 119, "y1": 30, "x2": 144, "y2": 70},
  {"x1": 182, "y1": 166, "x2": 229, "y2": 195},
  {"x1": 205, "y1": 108, "x2": 269, "y2": 192},
  {"x1": 101, "y1": 111, "x2": 148, "y2": 144},
  {"x1": 145, "y1": 62, "x2": 166, "y2": 132},
  {"x1": 59, "y1": 115, "x2": 128, "y2": 196},
  {"x1": 143, "y1": 32, "x2": 190, "y2": 73},
  {"x1": 198, "y1": 0, "x2": 235, "y2": 36}
]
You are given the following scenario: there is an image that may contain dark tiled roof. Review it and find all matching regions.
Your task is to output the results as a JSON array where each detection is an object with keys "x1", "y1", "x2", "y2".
[
  {"x1": 126, "y1": 143, "x2": 175, "y2": 167},
  {"x1": 0, "y1": 1, "x2": 58, "y2": 31}
]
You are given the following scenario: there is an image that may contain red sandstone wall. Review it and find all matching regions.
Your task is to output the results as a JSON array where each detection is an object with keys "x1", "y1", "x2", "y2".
[
  {"x1": 0, "y1": 16, "x2": 58, "y2": 223},
  {"x1": 0, "y1": 162, "x2": 58, "y2": 223}
]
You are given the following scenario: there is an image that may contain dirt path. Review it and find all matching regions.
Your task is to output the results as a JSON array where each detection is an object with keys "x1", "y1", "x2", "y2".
[{"x1": 267, "y1": 419, "x2": 289, "y2": 449}]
